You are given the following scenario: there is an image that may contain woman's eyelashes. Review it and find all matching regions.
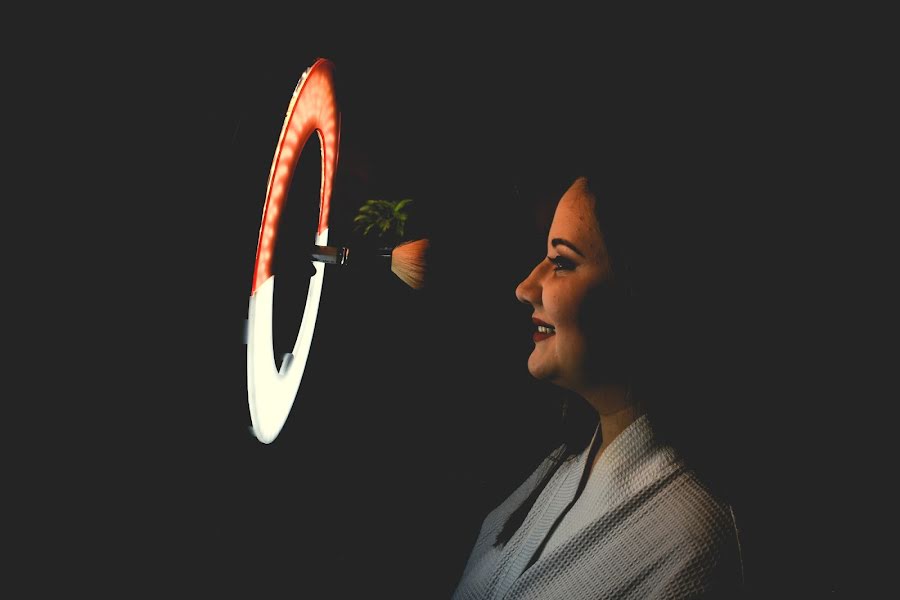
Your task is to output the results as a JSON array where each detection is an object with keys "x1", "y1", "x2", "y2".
[{"x1": 548, "y1": 255, "x2": 576, "y2": 271}]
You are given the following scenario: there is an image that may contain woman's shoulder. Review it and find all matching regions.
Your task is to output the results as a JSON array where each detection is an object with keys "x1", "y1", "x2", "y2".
[
  {"x1": 661, "y1": 467, "x2": 741, "y2": 546},
  {"x1": 559, "y1": 464, "x2": 744, "y2": 598},
  {"x1": 643, "y1": 467, "x2": 745, "y2": 595}
]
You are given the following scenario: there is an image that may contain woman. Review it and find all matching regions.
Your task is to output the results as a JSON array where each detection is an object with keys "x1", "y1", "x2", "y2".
[{"x1": 451, "y1": 171, "x2": 745, "y2": 599}]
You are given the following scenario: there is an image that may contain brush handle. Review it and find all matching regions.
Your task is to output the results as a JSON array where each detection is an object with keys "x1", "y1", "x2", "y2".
[{"x1": 311, "y1": 245, "x2": 393, "y2": 266}]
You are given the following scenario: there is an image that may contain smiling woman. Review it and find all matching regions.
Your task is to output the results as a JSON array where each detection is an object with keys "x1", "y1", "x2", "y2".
[{"x1": 450, "y1": 114, "x2": 750, "y2": 597}]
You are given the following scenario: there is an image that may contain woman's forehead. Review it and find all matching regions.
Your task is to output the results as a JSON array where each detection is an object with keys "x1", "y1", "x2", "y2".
[{"x1": 549, "y1": 181, "x2": 605, "y2": 256}]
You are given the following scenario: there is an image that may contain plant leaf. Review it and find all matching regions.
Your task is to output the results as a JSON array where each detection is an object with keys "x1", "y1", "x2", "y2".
[{"x1": 394, "y1": 198, "x2": 414, "y2": 213}]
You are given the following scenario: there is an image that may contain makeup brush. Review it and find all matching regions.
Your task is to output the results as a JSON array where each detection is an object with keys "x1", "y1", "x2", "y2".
[{"x1": 311, "y1": 238, "x2": 430, "y2": 289}]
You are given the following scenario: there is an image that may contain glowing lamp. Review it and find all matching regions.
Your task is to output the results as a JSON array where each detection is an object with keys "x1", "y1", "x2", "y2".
[{"x1": 246, "y1": 58, "x2": 340, "y2": 444}]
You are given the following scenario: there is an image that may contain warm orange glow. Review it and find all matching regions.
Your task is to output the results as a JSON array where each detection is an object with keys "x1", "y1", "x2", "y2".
[{"x1": 251, "y1": 59, "x2": 341, "y2": 294}]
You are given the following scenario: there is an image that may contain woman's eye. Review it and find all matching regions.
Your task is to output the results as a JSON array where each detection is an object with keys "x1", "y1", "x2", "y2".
[{"x1": 548, "y1": 255, "x2": 575, "y2": 271}]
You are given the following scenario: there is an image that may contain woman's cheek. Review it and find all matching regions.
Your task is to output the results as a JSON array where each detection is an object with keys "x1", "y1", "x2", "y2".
[{"x1": 543, "y1": 287, "x2": 563, "y2": 320}]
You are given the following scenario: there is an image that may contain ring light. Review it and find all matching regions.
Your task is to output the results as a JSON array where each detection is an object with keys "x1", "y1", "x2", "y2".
[{"x1": 246, "y1": 58, "x2": 340, "y2": 444}]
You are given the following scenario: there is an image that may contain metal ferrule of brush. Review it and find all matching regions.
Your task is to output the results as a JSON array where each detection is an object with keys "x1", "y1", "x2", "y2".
[{"x1": 311, "y1": 245, "x2": 349, "y2": 265}]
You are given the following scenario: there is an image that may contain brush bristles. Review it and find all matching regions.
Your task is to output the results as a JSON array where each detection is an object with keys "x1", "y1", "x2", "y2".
[{"x1": 390, "y1": 239, "x2": 430, "y2": 289}]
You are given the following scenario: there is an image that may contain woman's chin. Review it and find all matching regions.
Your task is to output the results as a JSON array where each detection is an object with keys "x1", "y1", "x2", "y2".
[{"x1": 527, "y1": 356, "x2": 555, "y2": 382}]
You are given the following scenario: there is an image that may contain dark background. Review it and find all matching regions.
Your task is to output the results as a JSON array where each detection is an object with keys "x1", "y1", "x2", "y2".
[{"x1": 23, "y1": 16, "x2": 864, "y2": 598}]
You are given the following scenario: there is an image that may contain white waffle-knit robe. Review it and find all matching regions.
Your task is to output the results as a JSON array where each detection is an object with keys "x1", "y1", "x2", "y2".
[{"x1": 452, "y1": 415, "x2": 744, "y2": 599}]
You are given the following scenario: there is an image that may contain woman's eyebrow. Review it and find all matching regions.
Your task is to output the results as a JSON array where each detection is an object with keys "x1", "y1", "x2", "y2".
[{"x1": 551, "y1": 238, "x2": 584, "y2": 257}]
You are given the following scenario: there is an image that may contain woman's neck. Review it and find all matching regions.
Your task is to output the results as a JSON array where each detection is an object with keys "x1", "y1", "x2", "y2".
[
  {"x1": 594, "y1": 405, "x2": 641, "y2": 462},
  {"x1": 581, "y1": 384, "x2": 641, "y2": 471}
]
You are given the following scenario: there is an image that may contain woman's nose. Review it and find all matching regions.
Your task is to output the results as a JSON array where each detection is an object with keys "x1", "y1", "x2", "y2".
[{"x1": 515, "y1": 262, "x2": 542, "y2": 306}]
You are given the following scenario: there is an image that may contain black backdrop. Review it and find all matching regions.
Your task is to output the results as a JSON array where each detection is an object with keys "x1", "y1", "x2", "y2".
[{"x1": 29, "y1": 19, "x2": 858, "y2": 598}]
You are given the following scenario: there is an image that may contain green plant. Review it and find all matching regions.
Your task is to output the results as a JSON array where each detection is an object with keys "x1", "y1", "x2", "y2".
[{"x1": 353, "y1": 198, "x2": 414, "y2": 240}]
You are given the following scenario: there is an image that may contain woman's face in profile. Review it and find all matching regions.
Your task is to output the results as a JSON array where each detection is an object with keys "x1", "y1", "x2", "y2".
[{"x1": 515, "y1": 177, "x2": 612, "y2": 393}]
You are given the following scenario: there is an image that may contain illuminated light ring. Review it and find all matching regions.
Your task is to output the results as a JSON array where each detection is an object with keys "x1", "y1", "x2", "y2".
[{"x1": 247, "y1": 58, "x2": 340, "y2": 444}]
